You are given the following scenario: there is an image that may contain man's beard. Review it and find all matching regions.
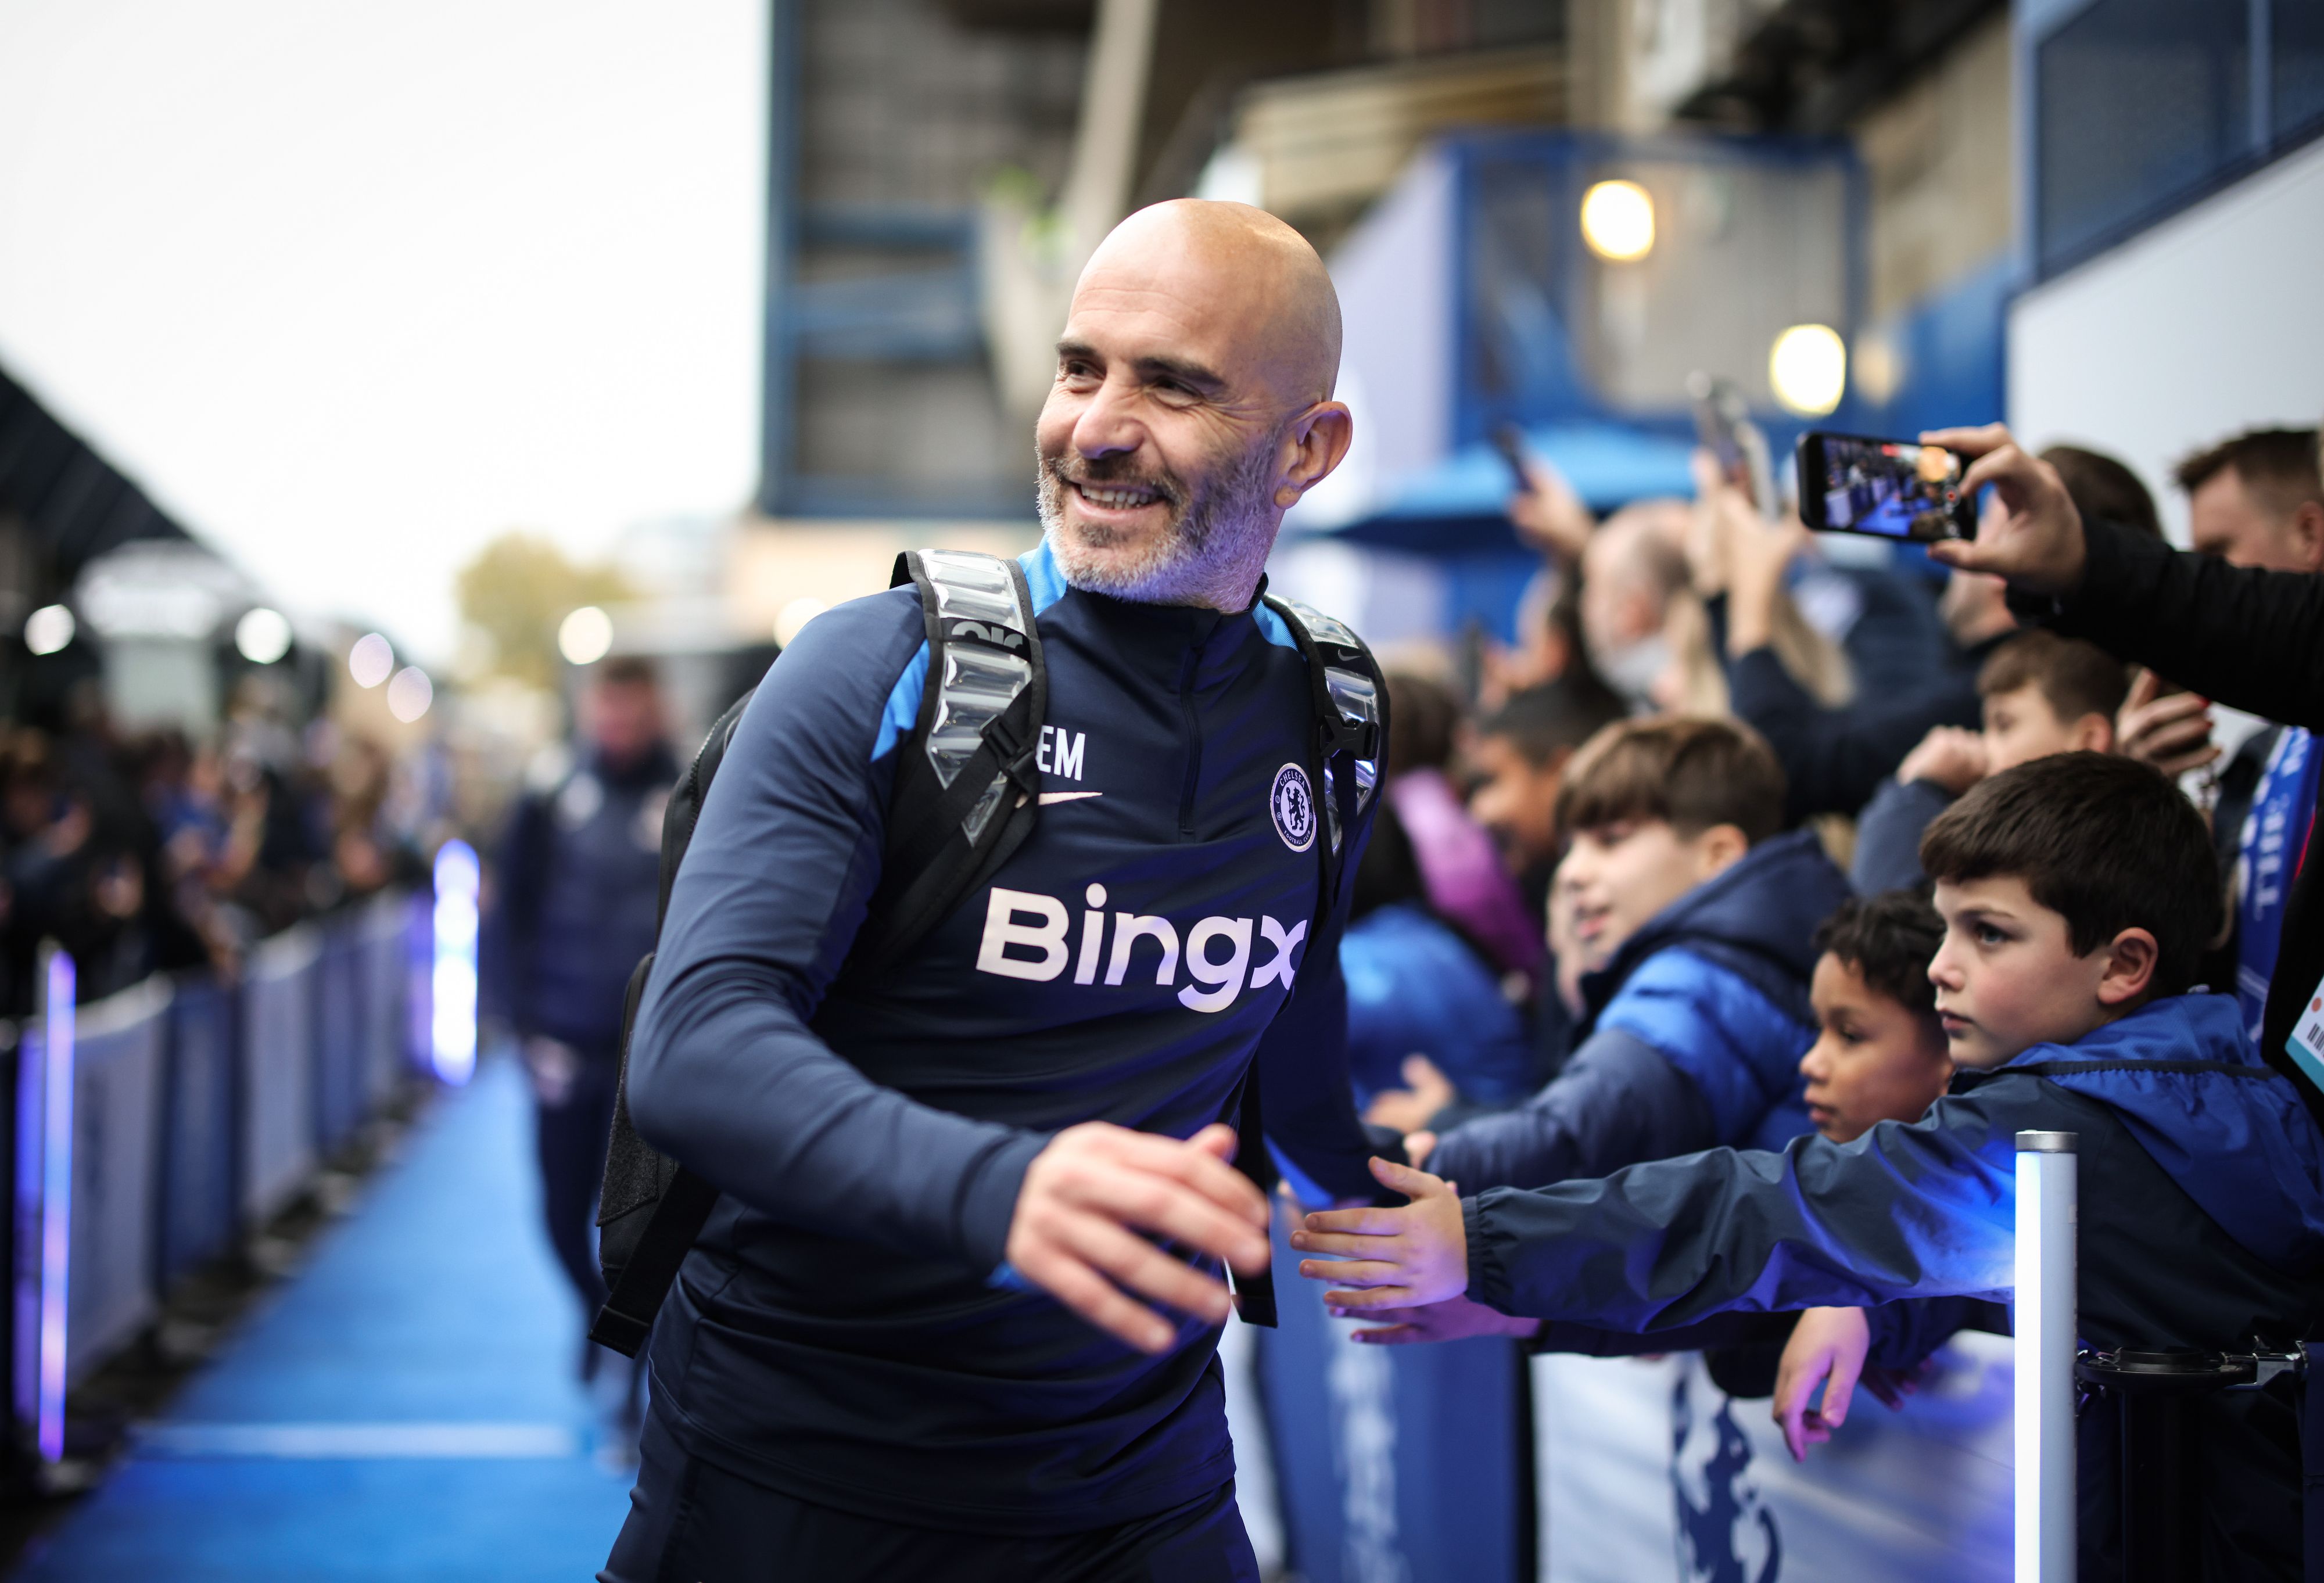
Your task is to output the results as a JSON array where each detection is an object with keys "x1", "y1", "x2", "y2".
[{"x1": 1038, "y1": 426, "x2": 1285, "y2": 608}]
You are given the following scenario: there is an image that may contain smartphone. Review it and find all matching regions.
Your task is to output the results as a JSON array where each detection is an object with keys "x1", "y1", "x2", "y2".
[
  {"x1": 1686, "y1": 372, "x2": 1780, "y2": 521},
  {"x1": 1795, "y1": 431, "x2": 1978, "y2": 541},
  {"x1": 1490, "y1": 423, "x2": 1533, "y2": 494}
]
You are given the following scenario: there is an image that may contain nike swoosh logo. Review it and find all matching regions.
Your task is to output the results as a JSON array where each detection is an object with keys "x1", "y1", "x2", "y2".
[{"x1": 1038, "y1": 791, "x2": 1103, "y2": 805}]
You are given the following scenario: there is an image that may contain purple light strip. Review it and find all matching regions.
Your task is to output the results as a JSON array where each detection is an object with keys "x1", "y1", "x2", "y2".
[{"x1": 38, "y1": 949, "x2": 74, "y2": 1463}]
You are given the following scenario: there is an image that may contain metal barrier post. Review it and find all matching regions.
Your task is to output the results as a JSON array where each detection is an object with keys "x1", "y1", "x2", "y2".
[{"x1": 2016, "y1": 1129, "x2": 2077, "y2": 1582}]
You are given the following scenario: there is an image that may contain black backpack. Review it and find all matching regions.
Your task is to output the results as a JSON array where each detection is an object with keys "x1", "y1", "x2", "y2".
[{"x1": 587, "y1": 548, "x2": 1385, "y2": 1356}]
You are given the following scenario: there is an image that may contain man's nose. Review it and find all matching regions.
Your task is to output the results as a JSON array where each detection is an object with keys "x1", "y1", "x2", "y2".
[
  {"x1": 1071, "y1": 376, "x2": 1145, "y2": 460},
  {"x1": 1928, "y1": 942, "x2": 1963, "y2": 988}
]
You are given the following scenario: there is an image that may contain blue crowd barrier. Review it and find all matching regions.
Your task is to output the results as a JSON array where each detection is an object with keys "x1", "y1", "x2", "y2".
[
  {"x1": 315, "y1": 925, "x2": 367, "y2": 1153},
  {"x1": 1243, "y1": 1202, "x2": 2017, "y2": 1583},
  {"x1": 157, "y1": 976, "x2": 238, "y2": 1285},
  {"x1": 1254, "y1": 1208, "x2": 1533, "y2": 1583},
  {"x1": 241, "y1": 925, "x2": 321, "y2": 1225},
  {"x1": 8, "y1": 892, "x2": 429, "y2": 1431},
  {"x1": 63, "y1": 977, "x2": 169, "y2": 1387}
]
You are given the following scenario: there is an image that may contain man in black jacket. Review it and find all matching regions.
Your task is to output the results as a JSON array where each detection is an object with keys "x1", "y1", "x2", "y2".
[{"x1": 1923, "y1": 422, "x2": 2324, "y2": 1120}]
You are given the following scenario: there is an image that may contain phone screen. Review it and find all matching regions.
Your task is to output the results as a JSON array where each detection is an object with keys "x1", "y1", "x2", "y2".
[{"x1": 1799, "y1": 433, "x2": 1969, "y2": 540}]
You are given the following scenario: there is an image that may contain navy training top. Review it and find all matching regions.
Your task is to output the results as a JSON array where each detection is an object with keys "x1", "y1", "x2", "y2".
[{"x1": 624, "y1": 540, "x2": 1385, "y2": 1534}]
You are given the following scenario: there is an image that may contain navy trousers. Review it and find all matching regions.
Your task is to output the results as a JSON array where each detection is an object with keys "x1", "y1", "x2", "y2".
[{"x1": 601, "y1": 1408, "x2": 1260, "y2": 1583}]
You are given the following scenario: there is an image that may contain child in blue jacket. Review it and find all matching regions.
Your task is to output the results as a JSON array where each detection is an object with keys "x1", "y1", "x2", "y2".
[
  {"x1": 1412, "y1": 715, "x2": 1850, "y2": 1191},
  {"x1": 1295, "y1": 752, "x2": 2324, "y2": 1581}
]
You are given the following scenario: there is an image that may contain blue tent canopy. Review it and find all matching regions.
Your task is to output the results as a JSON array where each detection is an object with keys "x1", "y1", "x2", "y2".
[{"x1": 1325, "y1": 422, "x2": 1700, "y2": 553}]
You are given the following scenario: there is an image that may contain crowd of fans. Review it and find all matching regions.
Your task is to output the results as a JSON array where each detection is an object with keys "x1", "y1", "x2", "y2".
[
  {"x1": 1317, "y1": 417, "x2": 2324, "y2": 1577},
  {"x1": 1352, "y1": 418, "x2": 2323, "y2": 1131},
  {"x1": 0, "y1": 673, "x2": 427, "y2": 1018}
]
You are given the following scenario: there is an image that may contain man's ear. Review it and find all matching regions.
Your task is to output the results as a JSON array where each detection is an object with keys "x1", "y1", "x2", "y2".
[
  {"x1": 2095, "y1": 927, "x2": 2160, "y2": 1006},
  {"x1": 2074, "y1": 712, "x2": 2115, "y2": 754},
  {"x1": 2291, "y1": 500, "x2": 2324, "y2": 573},
  {"x1": 1274, "y1": 403, "x2": 1354, "y2": 507}
]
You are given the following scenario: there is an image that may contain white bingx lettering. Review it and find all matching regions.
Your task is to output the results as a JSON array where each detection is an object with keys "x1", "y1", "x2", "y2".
[{"x1": 975, "y1": 886, "x2": 1306, "y2": 1012}]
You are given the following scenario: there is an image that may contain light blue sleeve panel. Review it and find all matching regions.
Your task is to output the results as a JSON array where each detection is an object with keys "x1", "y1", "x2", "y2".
[
  {"x1": 870, "y1": 644, "x2": 930, "y2": 763},
  {"x1": 1594, "y1": 948, "x2": 1814, "y2": 1146}
]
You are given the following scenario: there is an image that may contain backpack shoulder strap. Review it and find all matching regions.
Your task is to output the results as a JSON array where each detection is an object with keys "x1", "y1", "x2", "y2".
[
  {"x1": 849, "y1": 548, "x2": 1048, "y2": 974},
  {"x1": 1221, "y1": 593, "x2": 1387, "y2": 1328}
]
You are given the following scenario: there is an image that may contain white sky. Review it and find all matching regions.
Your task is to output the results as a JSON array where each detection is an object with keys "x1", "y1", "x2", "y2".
[{"x1": 0, "y1": 0, "x2": 766, "y2": 661}]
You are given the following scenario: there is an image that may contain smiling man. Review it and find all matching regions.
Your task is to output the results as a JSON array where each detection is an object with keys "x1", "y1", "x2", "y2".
[{"x1": 601, "y1": 200, "x2": 1396, "y2": 1582}]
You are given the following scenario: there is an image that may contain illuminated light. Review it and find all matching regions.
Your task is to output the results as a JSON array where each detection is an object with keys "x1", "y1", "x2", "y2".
[
  {"x1": 1769, "y1": 324, "x2": 1848, "y2": 417},
  {"x1": 235, "y1": 607, "x2": 294, "y2": 665},
  {"x1": 23, "y1": 605, "x2": 74, "y2": 657},
  {"x1": 558, "y1": 606, "x2": 614, "y2": 666},
  {"x1": 2015, "y1": 1132, "x2": 2077, "y2": 1582},
  {"x1": 386, "y1": 667, "x2": 433, "y2": 723},
  {"x1": 773, "y1": 597, "x2": 827, "y2": 648},
  {"x1": 349, "y1": 632, "x2": 394, "y2": 688},
  {"x1": 37, "y1": 948, "x2": 74, "y2": 1464},
  {"x1": 431, "y1": 841, "x2": 480, "y2": 1085},
  {"x1": 1580, "y1": 179, "x2": 1655, "y2": 263},
  {"x1": 1853, "y1": 328, "x2": 1905, "y2": 407}
]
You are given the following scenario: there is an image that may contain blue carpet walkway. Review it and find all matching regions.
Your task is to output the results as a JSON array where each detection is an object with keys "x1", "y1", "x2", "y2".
[{"x1": 13, "y1": 1057, "x2": 635, "y2": 1582}]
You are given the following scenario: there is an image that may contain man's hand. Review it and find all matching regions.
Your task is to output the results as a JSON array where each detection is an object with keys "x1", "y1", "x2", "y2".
[
  {"x1": 1362, "y1": 1054, "x2": 1457, "y2": 1136},
  {"x1": 1696, "y1": 451, "x2": 1812, "y2": 655},
  {"x1": 1289, "y1": 1156, "x2": 1469, "y2": 1310},
  {"x1": 1403, "y1": 1130, "x2": 1437, "y2": 1171},
  {"x1": 1895, "y1": 726, "x2": 1988, "y2": 795},
  {"x1": 1005, "y1": 1122, "x2": 1270, "y2": 1356},
  {"x1": 1508, "y1": 456, "x2": 1594, "y2": 563},
  {"x1": 1921, "y1": 425, "x2": 2088, "y2": 594},
  {"x1": 2116, "y1": 669, "x2": 2219, "y2": 778},
  {"x1": 1330, "y1": 1292, "x2": 1542, "y2": 1347}
]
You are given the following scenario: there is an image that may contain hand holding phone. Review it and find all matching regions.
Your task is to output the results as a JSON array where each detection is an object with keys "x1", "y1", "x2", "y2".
[
  {"x1": 1795, "y1": 432, "x2": 1978, "y2": 541},
  {"x1": 1493, "y1": 425, "x2": 1593, "y2": 561}
]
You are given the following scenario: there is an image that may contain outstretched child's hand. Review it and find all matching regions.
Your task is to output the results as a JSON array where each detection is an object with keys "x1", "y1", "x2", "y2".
[
  {"x1": 1329, "y1": 1293, "x2": 1542, "y2": 1346},
  {"x1": 1771, "y1": 1306, "x2": 1870, "y2": 1462},
  {"x1": 1289, "y1": 1156, "x2": 1468, "y2": 1310}
]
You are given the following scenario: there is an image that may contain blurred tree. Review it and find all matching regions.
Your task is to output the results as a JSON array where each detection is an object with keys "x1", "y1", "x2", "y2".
[{"x1": 454, "y1": 533, "x2": 632, "y2": 689}]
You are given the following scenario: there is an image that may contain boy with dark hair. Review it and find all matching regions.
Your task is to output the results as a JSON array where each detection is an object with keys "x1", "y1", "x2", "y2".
[
  {"x1": 1852, "y1": 627, "x2": 2129, "y2": 893},
  {"x1": 1298, "y1": 753, "x2": 2324, "y2": 1580},
  {"x1": 1410, "y1": 715, "x2": 1850, "y2": 1191}
]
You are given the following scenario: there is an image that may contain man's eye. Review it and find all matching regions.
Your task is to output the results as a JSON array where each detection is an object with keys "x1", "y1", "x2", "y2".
[{"x1": 1975, "y1": 924, "x2": 2007, "y2": 945}]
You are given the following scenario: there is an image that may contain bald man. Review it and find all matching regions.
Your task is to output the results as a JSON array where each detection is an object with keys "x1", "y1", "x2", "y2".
[{"x1": 605, "y1": 201, "x2": 1393, "y2": 1581}]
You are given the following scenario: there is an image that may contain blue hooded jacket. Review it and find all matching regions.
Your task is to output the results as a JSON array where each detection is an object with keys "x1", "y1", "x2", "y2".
[
  {"x1": 1428, "y1": 828, "x2": 1850, "y2": 1192},
  {"x1": 1340, "y1": 900, "x2": 1533, "y2": 1110},
  {"x1": 1464, "y1": 992, "x2": 2324, "y2": 1581}
]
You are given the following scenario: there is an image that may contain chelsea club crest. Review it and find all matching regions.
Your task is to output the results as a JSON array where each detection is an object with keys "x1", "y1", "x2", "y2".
[{"x1": 1270, "y1": 763, "x2": 1317, "y2": 853}]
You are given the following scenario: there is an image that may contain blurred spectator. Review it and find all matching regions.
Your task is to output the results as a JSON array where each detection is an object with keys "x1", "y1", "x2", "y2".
[
  {"x1": 2153, "y1": 426, "x2": 2324, "y2": 1051},
  {"x1": 1342, "y1": 808, "x2": 1533, "y2": 1132},
  {"x1": 1577, "y1": 500, "x2": 1692, "y2": 710},
  {"x1": 491, "y1": 656, "x2": 676, "y2": 1381},
  {"x1": 1378, "y1": 673, "x2": 1541, "y2": 983},
  {"x1": 1463, "y1": 680, "x2": 1627, "y2": 1067},
  {"x1": 2179, "y1": 428, "x2": 2324, "y2": 571},
  {"x1": 1717, "y1": 441, "x2": 2160, "y2": 825},
  {"x1": 1852, "y1": 630, "x2": 2130, "y2": 892}
]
